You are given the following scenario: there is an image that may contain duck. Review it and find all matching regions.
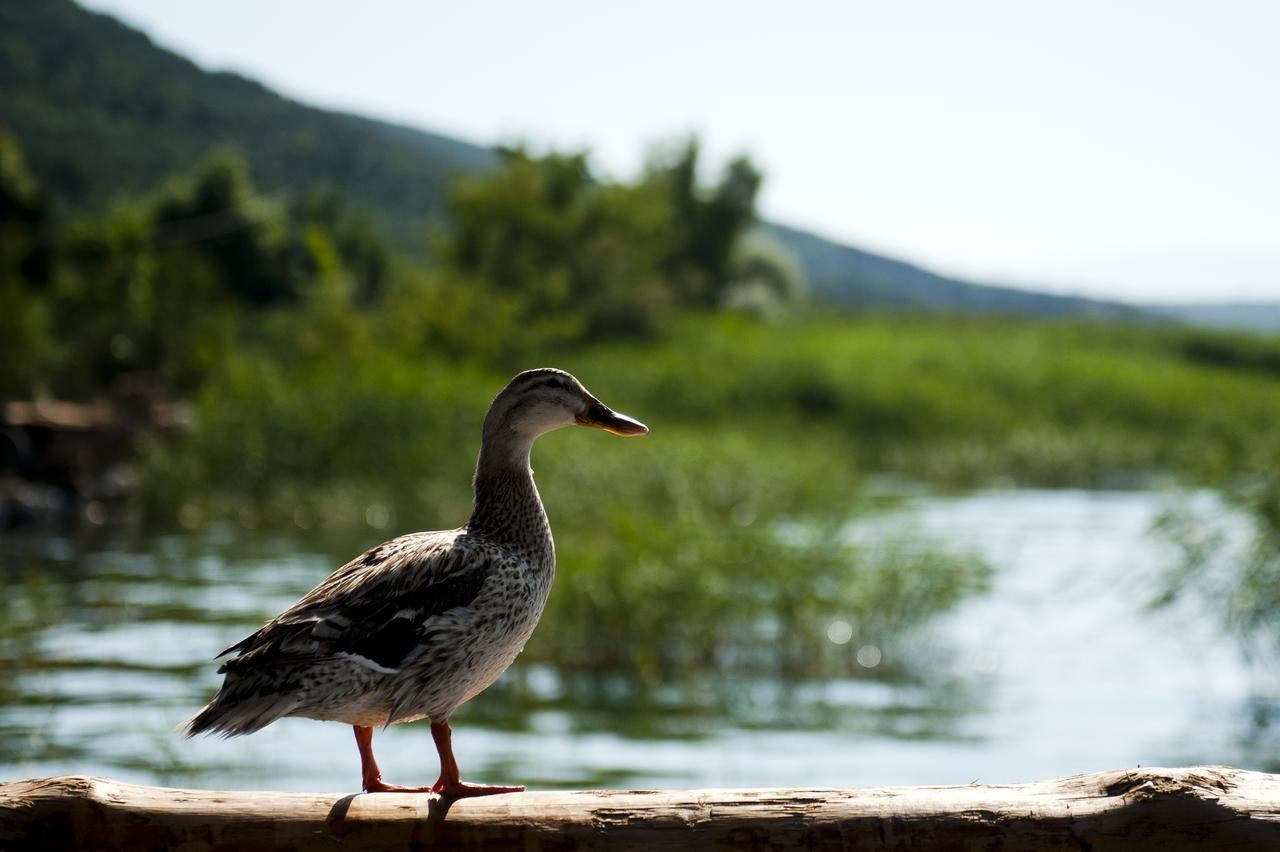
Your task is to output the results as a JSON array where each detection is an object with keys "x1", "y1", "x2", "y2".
[{"x1": 182, "y1": 368, "x2": 647, "y2": 797}]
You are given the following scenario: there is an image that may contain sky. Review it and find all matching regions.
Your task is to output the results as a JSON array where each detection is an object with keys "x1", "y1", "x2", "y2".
[{"x1": 79, "y1": 0, "x2": 1280, "y2": 303}]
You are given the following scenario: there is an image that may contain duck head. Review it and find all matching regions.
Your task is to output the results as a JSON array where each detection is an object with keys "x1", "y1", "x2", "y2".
[{"x1": 483, "y1": 369, "x2": 647, "y2": 455}]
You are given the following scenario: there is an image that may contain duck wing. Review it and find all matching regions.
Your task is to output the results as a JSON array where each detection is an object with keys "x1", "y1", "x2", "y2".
[{"x1": 219, "y1": 530, "x2": 495, "y2": 675}]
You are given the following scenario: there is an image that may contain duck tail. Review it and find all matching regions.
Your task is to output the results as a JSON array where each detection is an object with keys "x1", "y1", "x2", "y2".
[{"x1": 177, "y1": 690, "x2": 296, "y2": 738}]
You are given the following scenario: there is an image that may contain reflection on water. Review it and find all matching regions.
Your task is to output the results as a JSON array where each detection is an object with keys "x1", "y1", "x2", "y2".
[
  {"x1": 1, "y1": 489, "x2": 1276, "y2": 791},
  {"x1": 852, "y1": 490, "x2": 1280, "y2": 782}
]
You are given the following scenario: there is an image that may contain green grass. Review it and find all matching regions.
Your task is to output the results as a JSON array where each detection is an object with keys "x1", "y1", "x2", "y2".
[
  {"x1": 133, "y1": 310, "x2": 1280, "y2": 681},
  {"x1": 553, "y1": 313, "x2": 1280, "y2": 485},
  {"x1": 148, "y1": 308, "x2": 1280, "y2": 525}
]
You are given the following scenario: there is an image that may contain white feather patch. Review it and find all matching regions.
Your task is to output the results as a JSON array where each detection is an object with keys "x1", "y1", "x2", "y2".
[{"x1": 336, "y1": 651, "x2": 403, "y2": 674}]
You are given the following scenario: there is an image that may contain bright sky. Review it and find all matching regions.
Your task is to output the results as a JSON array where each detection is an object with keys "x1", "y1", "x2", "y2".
[{"x1": 80, "y1": 0, "x2": 1280, "y2": 303}]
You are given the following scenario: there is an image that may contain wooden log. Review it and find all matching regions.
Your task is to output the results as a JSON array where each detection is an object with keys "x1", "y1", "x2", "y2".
[{"x1": 2, "y1": 766, "x2": 1278, "y2": 851}]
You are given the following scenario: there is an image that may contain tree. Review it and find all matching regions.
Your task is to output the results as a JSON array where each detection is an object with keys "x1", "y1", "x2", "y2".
[
  {"x1": 151, "y1": 151, "x2": 293, "y2": 306},
  {"x1": 437, "y1": 141, "x2": 766, "y2": 344},
  {"x1": 651, "y1": 141, "x2": 762, "y2": 308},
  {"x1": 0, "y1": 131, "x2": 58, "y2": 397}
]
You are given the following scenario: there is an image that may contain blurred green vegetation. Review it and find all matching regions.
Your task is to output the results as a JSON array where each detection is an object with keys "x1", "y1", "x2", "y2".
[
  {"x1": 5, "y1": 125, "x2": 1280, "y2": 678},
  {"x1": 1152, "y1": 444, "x2": 1280, "y2": 657}
]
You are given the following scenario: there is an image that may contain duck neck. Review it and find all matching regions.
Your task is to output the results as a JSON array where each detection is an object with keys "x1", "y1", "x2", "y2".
[{"x1": 466, "y1": 431, "x2": 552, "y2": 561}]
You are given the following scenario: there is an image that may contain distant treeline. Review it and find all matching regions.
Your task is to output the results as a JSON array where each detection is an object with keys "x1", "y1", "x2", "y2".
[{"x1": 0, "y1": 129, "x2": 804, "y2": 401}]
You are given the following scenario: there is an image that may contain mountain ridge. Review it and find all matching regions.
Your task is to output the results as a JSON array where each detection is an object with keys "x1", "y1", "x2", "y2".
[
  {"x1": 766, "y1": 223, "x2": 1143, "y2": 318},
  {"x1": 0, "y1": 0, "x2": 494, "y2": 245},
  {"x1": 3, "y1": 0, "x2": 1275, "y2": 327}
]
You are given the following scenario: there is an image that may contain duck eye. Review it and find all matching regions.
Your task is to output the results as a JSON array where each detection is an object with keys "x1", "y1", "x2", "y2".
[{"x1": 543, "y1": 378, "x2": 564, "y2": 390}]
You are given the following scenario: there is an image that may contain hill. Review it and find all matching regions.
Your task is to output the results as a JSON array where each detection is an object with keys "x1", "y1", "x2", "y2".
[
  {"x1": 767, "y1": 223, "x2": 1141, "y2": 318},
  {"x1": 2, "y1": 0, "x2": 1271, "y2": 325},
  {"x1": 0, "y1": 0, "x2": 494, "y2": 246},
  {"x1": 1152, "y1": 302, "x2": 1280, "y2": 333}
]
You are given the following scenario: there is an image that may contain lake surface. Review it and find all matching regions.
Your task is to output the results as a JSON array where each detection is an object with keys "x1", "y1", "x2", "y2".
[{"x1": 2, "y1": 489, "x2": 1276, "y2": 792}]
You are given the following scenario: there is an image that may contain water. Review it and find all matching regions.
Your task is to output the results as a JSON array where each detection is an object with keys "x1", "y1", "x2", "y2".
[{"x1": 1, "y1": 489, "x2": 1275, "y2": 792}]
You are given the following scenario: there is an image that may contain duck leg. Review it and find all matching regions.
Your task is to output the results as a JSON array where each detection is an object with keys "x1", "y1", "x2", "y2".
[
  {"x1": 429, "y1": 718, "x2": 525, "y2": 798},
  {"x1": 354, "y1": 725, "x2": 433, "y2": 793}
]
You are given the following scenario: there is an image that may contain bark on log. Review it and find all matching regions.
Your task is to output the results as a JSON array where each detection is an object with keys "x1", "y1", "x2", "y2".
[{"x1": 2, "y1": 766, "x2": 1278, "y2": 851}]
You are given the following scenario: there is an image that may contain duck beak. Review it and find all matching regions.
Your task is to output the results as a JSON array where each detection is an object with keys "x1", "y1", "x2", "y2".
[{"x1": 576, "y1": 397, "x2": 648, "y2": 437}]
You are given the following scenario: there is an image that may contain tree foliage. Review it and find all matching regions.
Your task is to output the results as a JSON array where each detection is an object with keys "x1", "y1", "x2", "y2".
[
  {"x1": 440, "y1": 141, "x2": 768, "y2": 340},
  {"x1": 0, "y1": 142, "x2": 401, "y2": 398},
  {"x1": 0, "y1": 133, "x2": 788, "y2": 400},
  {"x1": 0, "y1": 131, "x2": 57, "y2": 395}
]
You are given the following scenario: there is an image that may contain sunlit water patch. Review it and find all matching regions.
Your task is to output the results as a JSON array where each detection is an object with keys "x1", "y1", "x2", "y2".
[
  {"x1": 848, "y1": 489, "x2": 1275, "y2": 783},
  {"x1": 1, "y1": 489, "x2": 1275, "y2": 791}
]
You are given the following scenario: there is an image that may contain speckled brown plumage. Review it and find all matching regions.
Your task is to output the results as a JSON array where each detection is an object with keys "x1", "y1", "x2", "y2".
[{"x1": 181, "y1": 368, "x2": 647, "y2": 796}]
